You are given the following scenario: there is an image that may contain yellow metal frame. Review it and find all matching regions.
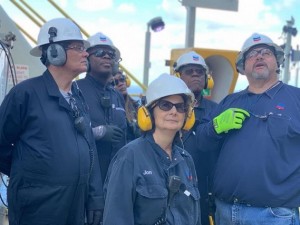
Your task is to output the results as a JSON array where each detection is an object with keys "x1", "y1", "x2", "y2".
[{"x1": 170, "y1": 47, "x2": 239, "y2": 94}]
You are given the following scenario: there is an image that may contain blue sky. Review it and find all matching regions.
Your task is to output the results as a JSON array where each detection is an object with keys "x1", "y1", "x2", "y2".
[{"x1": 1, "y1": 0, "x2": 300, "y2": 92}]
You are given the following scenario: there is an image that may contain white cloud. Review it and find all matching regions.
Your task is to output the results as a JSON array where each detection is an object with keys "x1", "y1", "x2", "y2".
[
  {"x1": 161, "y1": 0, "x2": 186, "y2": 20},
  {"x1": 75, "y1": 0, "x2": 113, "y2": 11},
  {"x1": 273, "y1": 0, "x2": 296, "y2": 9},
  {"x1": 57, "y1": 0, "x2": 68, "y2": 8},
  {"x1": 117, "y1": 3, "x2": 136, "y2": 13}
]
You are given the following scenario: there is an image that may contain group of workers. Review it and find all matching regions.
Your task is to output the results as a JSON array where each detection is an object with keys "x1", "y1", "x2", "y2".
[{"x1": 0, "y1": 16, "x2": 300, "y2": 225}]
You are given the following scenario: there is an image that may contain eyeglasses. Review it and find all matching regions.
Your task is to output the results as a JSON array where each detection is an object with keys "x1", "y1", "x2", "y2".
[
  {"x1": 111, "y1": 76, "x2": 126, "y2": 86},
  {"x1": 89, "y1": 49, "x2": 116, "y2": 59},
  {"x1": 65, "y1": 45, "x2": 86, "y2": 53},
  {"x1": 249, "y1": 111, "x2": 291, "y2": 121},
  {"x1": 245, "y1": 48, "x2": 274, "y2": 60},
  {"x1": 181, "y1": 67, "x2": 206, "y2": 76},
  {"x1": 156, "y1": 99, "x2": 187, "y2": 113}
]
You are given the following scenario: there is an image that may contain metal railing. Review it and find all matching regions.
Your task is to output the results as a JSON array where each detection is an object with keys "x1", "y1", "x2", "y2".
[{"x1": 9, "y1": 0, "x2": 146, "y2": 92}]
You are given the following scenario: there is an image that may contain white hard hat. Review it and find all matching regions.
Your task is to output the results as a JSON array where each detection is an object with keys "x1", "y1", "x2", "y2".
[
  {"x1": 30, "y1": 18, "x2": 89, "y2": 57},
  {"x1": 174, "y1": 51, "x2": 208, "y2": 72},
  {"x1": 87, "y1": 32, "x2": 121, "y2": 61},
  {"x1": 236, "y1": 33, "x2": 284, "y2": 74},
  {"x1": 146, "y1": 73, "x2": 194, "y2": 107}
]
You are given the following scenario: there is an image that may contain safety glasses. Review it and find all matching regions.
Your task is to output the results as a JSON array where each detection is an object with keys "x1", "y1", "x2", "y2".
[
  {"x1": 111, "y1": 76, "x2": 126, "y2": 86},
  {"x1": 156, "y1": 99, "x2": 187, "y2": 113},
  {"x1": 90, "y1": 49, "x2": 116, "y2": 59},
  {"x1": 245, "y1": 48, "x2": 274, "y2": 60},
  {"x1": 65, "y1": 45, "x2": 86, "y2": 53}
]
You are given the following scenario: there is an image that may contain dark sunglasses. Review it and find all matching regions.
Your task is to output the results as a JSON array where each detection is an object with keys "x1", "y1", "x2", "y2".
[
  {"x1": 156, "y1": 100, "x2": 187, "y2": 113},
  {"x1": 111, "y1": 76, "x2": 126, "y2": 86},
  {"x1": 90, "y1": 49, "x2": 116, "y2": 59},
  {"x1": 181, "y1": 67, "x2": 206, "y2": 76}
]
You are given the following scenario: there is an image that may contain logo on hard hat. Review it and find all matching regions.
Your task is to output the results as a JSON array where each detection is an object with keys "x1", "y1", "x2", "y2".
[
  {"x1": 253, "y1": 36, "x2": 261, "y2": 42},
  {"x1": 192, "y1": 55, "x2": 199, "y2": 61},
  {"x1": 99, "y1": 36, "x2": 107, "y2": 42}
]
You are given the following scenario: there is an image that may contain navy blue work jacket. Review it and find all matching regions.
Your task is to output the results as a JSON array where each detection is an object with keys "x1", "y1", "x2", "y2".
[
  {"x1": 77, "y1": 74, "x2": 127, "y2": 182},
  {"x1": 103, "y1": 133, "x2": 200, "y2": 225},
  {"x1": 0, "y1": 70, "x2": 103, "y2": 224}
]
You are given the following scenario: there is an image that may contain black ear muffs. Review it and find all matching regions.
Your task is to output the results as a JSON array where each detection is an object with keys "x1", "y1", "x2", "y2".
[
  {"x1": 47, "y1": 44, "x2": 67, "y2": 66},
  {"x1": 137, "y1": 105, "x2": 152, "y2": 131}
]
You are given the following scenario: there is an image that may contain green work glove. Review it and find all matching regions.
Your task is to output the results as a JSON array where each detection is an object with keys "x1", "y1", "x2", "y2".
[{"x1": 213, "y1": 108, "x2": 250, "y2": 134}]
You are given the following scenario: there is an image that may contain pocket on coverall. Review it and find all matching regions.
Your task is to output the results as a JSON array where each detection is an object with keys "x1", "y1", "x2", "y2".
[{"x1": 135, "y1": 184, "x2": 168, "y2": 224}]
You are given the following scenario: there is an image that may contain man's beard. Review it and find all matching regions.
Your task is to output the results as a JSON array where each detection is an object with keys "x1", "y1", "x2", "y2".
[{"x1": 251, "y1": 68, "x2": 269, "y2": 80}]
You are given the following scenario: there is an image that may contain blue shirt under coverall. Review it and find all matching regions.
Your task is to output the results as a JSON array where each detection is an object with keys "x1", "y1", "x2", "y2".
[
  {"x1": 103, "y1": 133, "x2": 200, "y2": 225},
  {"x1": 197, "y1": 81, "x2": 300, "y2": 208}
]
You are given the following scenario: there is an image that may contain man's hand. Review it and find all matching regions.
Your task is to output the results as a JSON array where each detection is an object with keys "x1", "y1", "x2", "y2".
[
  {"x1": 86, "y1": 210, "x2": 102, "y2": 225},
  {"x1": 92, "y1": 125, "x2": 123, "y2": 142},
  {"x1": 213, "y1": 108, "x2": 250, "y2": 134}
]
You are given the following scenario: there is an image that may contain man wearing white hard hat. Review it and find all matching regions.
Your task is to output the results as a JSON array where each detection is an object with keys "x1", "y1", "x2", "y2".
[
  {"x1": 173, "y1": 51, "x2": 218, "y2": 225},
  {"x1": 0, "y1": 18, "x2": 103, "y2": 225},
  {"x1": 77, "y1": 33, "x2": 127, "y2": 191},
  {"x1": 197, "y1": 33, "x2": 300, "y2": 224}
]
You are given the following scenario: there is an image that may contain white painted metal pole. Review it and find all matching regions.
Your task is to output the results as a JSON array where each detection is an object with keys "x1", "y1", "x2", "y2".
[
  {"x1": 283, "y1": 31, "x2": 292, "y2": 84},
  {"x1": 143, "y1": 26, "x2": 151, "y2": 88},
  {"x1": 185, "y1": 6, "x2": 196, "y2": 48}
]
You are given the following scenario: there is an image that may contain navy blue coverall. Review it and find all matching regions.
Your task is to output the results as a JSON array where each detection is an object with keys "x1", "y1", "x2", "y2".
[
  {"x1": 103, "y1": 133, "x2": 200, "y2": 225},
  {"x1": 0, "y1": 71, "x2": 103, "y2": 225},
  {"x1": 77, "y1": 74, "x2": 127, "y2": 182}
]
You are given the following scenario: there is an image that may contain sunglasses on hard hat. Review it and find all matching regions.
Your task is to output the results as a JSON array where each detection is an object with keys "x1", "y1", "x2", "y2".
[
  {"x1": 89, "y1": 49, "x2": 116, "y2": 59},
  {"x1": 111, "y1": 76, "x2": 126, "y2": 86},
  {"x1": 155, "y1": 99, "x2": 187, "y2": 113}
]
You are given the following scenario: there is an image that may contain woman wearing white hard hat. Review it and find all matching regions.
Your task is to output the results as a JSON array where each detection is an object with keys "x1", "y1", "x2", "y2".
[
  {"x1": 173, "y1": 51, "x2": 218, "y2": 225},
  {"x1": 103, "y1": 73, "x2": 200, "y2": 225}
]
